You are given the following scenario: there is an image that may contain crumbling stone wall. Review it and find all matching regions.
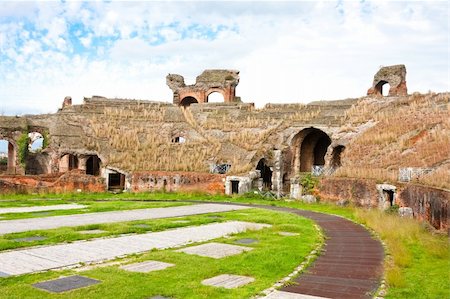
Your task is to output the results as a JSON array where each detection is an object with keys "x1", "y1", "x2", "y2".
[
  {"x1": 166, "y1": 70, "x2": 240, "y2": 105},
  {"x1": 132, "y1": 171, "x2": 225, "y2": 193},
  {"x1": 397, "y1": 184, "x2": 449, "y2": 231},
  {"x1": 318, "y1": 177, "x2": 379, "y2": 207},
  {"x1": 367, "y1": 64, "x2": 407, "y2": 97}
]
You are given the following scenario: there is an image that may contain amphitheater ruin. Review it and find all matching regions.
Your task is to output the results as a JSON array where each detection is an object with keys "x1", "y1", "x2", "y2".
[{"x1": 0, "y1": 64, "x2": 448, "y2": 231}]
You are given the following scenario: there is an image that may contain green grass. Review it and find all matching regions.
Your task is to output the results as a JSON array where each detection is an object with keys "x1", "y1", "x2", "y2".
[
  {"x1": 0, "y1": 208, "x2": 321, "y2": 299},
  {"x1": 0, "y1": 191, "x2": 448, "y2": 298}
]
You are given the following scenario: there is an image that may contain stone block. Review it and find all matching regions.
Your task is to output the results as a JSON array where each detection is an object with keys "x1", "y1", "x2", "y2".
[
  {"x1": 301, "y1": 195, "x2": 317, "y2": 203},
  {"x1": 176, "y1": 242, "x2": 252, "y2": 259},
  {"x1": 120, "y1": 260, "x2": 174, "y2": 273},
  {"x1": 398, "y1": 207, "x2": 413, "y2": 218},
  {"x1": 32, "y1": 275, "x2": 100, "y2": 293},
  {"x1": 201, "y1": 274, "x2": 254, "y2": 289}
]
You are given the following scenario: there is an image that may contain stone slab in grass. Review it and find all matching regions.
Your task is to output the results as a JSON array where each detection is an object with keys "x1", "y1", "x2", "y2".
[
  {"x1": 202, "y1": 274, "x2": 254, "y2": 289},
  {"x1": 279, "y1": 232, "x2": 300, "y2": 236},
  {"x1": 78, "y1": 230, "x2": 107, "y2": 235},
  {"x1": 235, "y1": 238, "x2": 258, "y2": 244},
  {"x1": 120, "y1": 260, "x2": 174, "y2": 273},
  {"x1": 32, "y1": 275, "x2": 101, "y2": 293},
  {"x1": 176, "y1": 242, "x2": 252, "y2": 259},
  {"x1": 13, "y1": 236, "x2": 47, "y2": 242},
  {"x1": 149, "y1": 296, "x2": 172, "y2": 299},
  {"x1": 0, "y1": 271, "x2": 10, "y2": 277}
]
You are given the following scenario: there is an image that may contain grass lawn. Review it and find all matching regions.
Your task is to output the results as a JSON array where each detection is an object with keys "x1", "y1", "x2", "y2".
[
  {"x1": 0, "y1": 208, "x2": 321, "y2": 299},
  {"x1": 0, "y1": 192, "x2": 448, "y2": 298}
]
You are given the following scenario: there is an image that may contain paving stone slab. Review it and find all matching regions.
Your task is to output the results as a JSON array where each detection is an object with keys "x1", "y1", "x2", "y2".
[
  {"x1": 0, "y1": 203, "x2": 250, "y2": 235},
  {"x1": 13, "y1": 236, "x2": 47, "y2": 242},
  {"x1": 120, "y1": 260, "x2": 174, "y2": 273},
  {"x1": 32, "y1": 275, "x2": 100, "y2": 293},
  {"x1": 149, "y1": 296, "x2": 171, "y2": 299},
  {"x1": 279, "y1": 232, "x2": 300, "y2": 236},
  {"x1": 235, "y1": 238, "x2": 258, "y2": 244},
  {"x1": 0, "y1": 204, "x2": 87, "y2": 215},
  {"x1": 0, "y1": 271, "x2": 10, "y2": 277},
  {"x1": 264, "y1": 290, "x2": 330, "y2": 299},
  {"x1": 202, "y1": 274, "x2": 254, "y2": 289},
  {"x1": 78, "y1": 230, "x2": 107, "y2": 235},
  {"x1": 172, "y1": 220, "x2": 190, "y2": 223},
  {"x1": 0, "y1": 221, "x2": 269, "y2": 275},
  {"x1": 176, "y1": 242, "x2": 253, "y2": 259}
]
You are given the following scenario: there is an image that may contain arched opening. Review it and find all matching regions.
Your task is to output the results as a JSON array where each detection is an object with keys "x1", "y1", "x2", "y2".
[
  {"x1": 331, "y1": 145, "x2": 345, "y2": 168},
  {"x1": 256, "y1": 158, "x2": 272, "y2": 190},
  {"x1": 292, "y1": 128, "x2": 331, "y2": 173},
  {"x1": 207, "y1": 91, "x2": 224, "y2": 103},
  {"x1": 180, "y1": 96, "x2": 198, "y2": 107},
  {"x1": 60, "y1": 154, "x2": 79, "y2": 172},
  {"x1": 375, "y1": 80, "x2": 390, "y2": 97},
  {"x1": 0, "y1": 139, "x2": 16, "y2": 174},
  {"x1": 28, "y1": 132, "x2": 44, "y2": 153},
  {"x1": 86, "y1": 155, "x2": 101, "y2": 176}
]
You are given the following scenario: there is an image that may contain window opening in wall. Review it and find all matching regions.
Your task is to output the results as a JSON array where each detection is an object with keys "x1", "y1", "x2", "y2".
[
  {"x1": 331, "y1": 145, "x2": 345, "y2": 168},
  {"x1": 172, "y1": 136, "x2": 186, "y2": 143},
  {"x1": 207, "y1": 91, "x2": 224, "y2": 103},
  {"x1": 231, "y1": 180, "x2": 239, "y2": 194},
  {"x1": 28, "y1": 132, "x2": 44, "y2": 153},
  {"x1": 0, "y1": 139, "x2": 10, "y2": 173}
]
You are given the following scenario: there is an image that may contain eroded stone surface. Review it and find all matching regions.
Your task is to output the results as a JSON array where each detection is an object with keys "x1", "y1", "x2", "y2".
[
  {"x1": 263, "y1": 290, "x2": 330, "y2": 299},
  {"x1": 176, "y1": 242, "x2": 253, "y2": 259},
  {"x1": 367, "y1": 64, "x2": 407, "y2": 97},
  {"x1": 78, "y1": 230, "x2": 107, "y2": 235},
  {"x1": 13, "y1": 236, "x2": 47, "y2": 242},
  {"x1": 278, "y1": 232, "x2": 300, "y2": 237},
  {"x1": 201, "y1": 274, "x2": 254, "y2": 289},
  {"x1": 32, "y1": 275, "x2": 100, "y2": 293},
  {"x1": 235, "y1": 238, "x2": 258, "y2": 244},
  {"x1": 120, "y1": 260, "x2": 174, "y2": 273}
]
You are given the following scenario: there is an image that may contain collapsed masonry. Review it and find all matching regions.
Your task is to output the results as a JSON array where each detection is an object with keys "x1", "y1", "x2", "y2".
[{"x1": 0, "y1": 65, "x2": 448, "y2": 230}]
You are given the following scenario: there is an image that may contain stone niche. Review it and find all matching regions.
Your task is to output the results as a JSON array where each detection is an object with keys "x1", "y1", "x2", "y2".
[
  {"x1": 166, "y1": 70, "x2": 240, "y2": 106},
  {"x1": 367, "y1": 64, "x2": 407, "y2": 97}
]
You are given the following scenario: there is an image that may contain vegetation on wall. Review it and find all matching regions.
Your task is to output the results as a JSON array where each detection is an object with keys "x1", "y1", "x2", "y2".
[
  {"x1": 42, "y1": 130, "x2": 50, "y2": 149},
  {"x1": 17, "y1": 132, "x2": 29, "y2": 167}
]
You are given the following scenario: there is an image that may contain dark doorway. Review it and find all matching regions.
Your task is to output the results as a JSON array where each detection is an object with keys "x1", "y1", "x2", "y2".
[
  {"x1": 108, "y1": 173, "x2": 125, "y2": 191},
  {"x1": 180, "y1": 96, "x2": 198, "y2": 107},
  {"x1": 68, "y1": 154, "x2": 78, "y2": 170},
  {"x1": 331, "y1": 145, "x2": 345, "y2": 168},
  {"x1": 231, "y1": 180, "x2": 239, "y2": 194},
  {"x1": 384, "y1": 190, "x2": 395, "y2": 206},
  {"x1": 256, "y1": 159, "x2": 273, "y2": 190},
  {"x1": 86, "y1": 155, "x2": 100, "y2": 176}
]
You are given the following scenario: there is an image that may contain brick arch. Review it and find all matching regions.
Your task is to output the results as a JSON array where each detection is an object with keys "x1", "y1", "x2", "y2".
[{"x1": 205, "y1": 88, "x2": 226, "y2": 103}]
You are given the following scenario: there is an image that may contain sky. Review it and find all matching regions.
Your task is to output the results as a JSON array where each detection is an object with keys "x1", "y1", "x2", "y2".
[{"x1": 0, "y1": 0, "x2": 448, "y2": 119}]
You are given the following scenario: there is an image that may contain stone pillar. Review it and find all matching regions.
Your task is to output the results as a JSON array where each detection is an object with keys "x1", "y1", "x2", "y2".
[
  {"x1": 271, "y1": 150, "x2": 283, "y2": 198},
  {"x1": 62, "y1": 96, "x2": 72, "y2": 109},
  {"x1": 290, "y1": 178, "x2": 302, "y2": 200},
  {"x1": 7, "y1": 142, "x2": 16, "y2": 174}
]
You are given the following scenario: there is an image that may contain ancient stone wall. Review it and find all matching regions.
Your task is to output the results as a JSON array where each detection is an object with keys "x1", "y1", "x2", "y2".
[
  {"x1": 318, "y1": 177, "x2": 379, "y2": 207},
  {"x1": 367, "y1": 64, "x2": 407, "y2": 97},
  {"x1": 131, "y1": 171, "x2": 225, "y2": 193}
]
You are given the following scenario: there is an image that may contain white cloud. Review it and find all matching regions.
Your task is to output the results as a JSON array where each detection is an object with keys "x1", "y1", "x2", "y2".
[{"x1": 0, "y1": 1, "x2": 448, "y2": 114}]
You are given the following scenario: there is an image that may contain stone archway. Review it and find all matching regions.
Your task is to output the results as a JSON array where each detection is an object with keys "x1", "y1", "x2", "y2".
[
  {"x1": 86, "y1": 155, "x2": 101, "y2": 176},
  {"x1": 180, "y1": 96, "x2": 198, "y2": 107},
  {"x1": 206, "y1": 91, "x2": 225, "y2": 103},
  {"x1": 291, "y1": 128, "x2": 331, "y2": 174},
  {"x1": 330, "y1": 145, "x2": 345, "y2": 169}
]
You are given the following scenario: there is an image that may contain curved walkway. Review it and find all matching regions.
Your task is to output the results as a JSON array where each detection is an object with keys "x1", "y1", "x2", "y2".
[{"x1": 205, "y1": 202, "x2": 384, "y2": 299}]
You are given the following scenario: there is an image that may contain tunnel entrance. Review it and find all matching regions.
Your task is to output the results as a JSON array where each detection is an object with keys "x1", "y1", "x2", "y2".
[
  {"x1": 180, "y1": 96, "x2": 198, "y2": 107},
  {"x1": 86, "y1": 155, "x2": 101, "y2": 176},
  {"x1": 231, "y1": 180, "x2": 239, "y2": 194},
  {"x1": 292, "y1": 128, "x2": 331, "y2": 173},
  {"x1": 256, "y1": 158, "x2": 273, "y2": 190}
]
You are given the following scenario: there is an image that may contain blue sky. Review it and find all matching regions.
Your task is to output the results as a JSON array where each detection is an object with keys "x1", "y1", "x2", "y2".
[{"x1": 0, "y1": 0, "x2": 448, "y2": 120}]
